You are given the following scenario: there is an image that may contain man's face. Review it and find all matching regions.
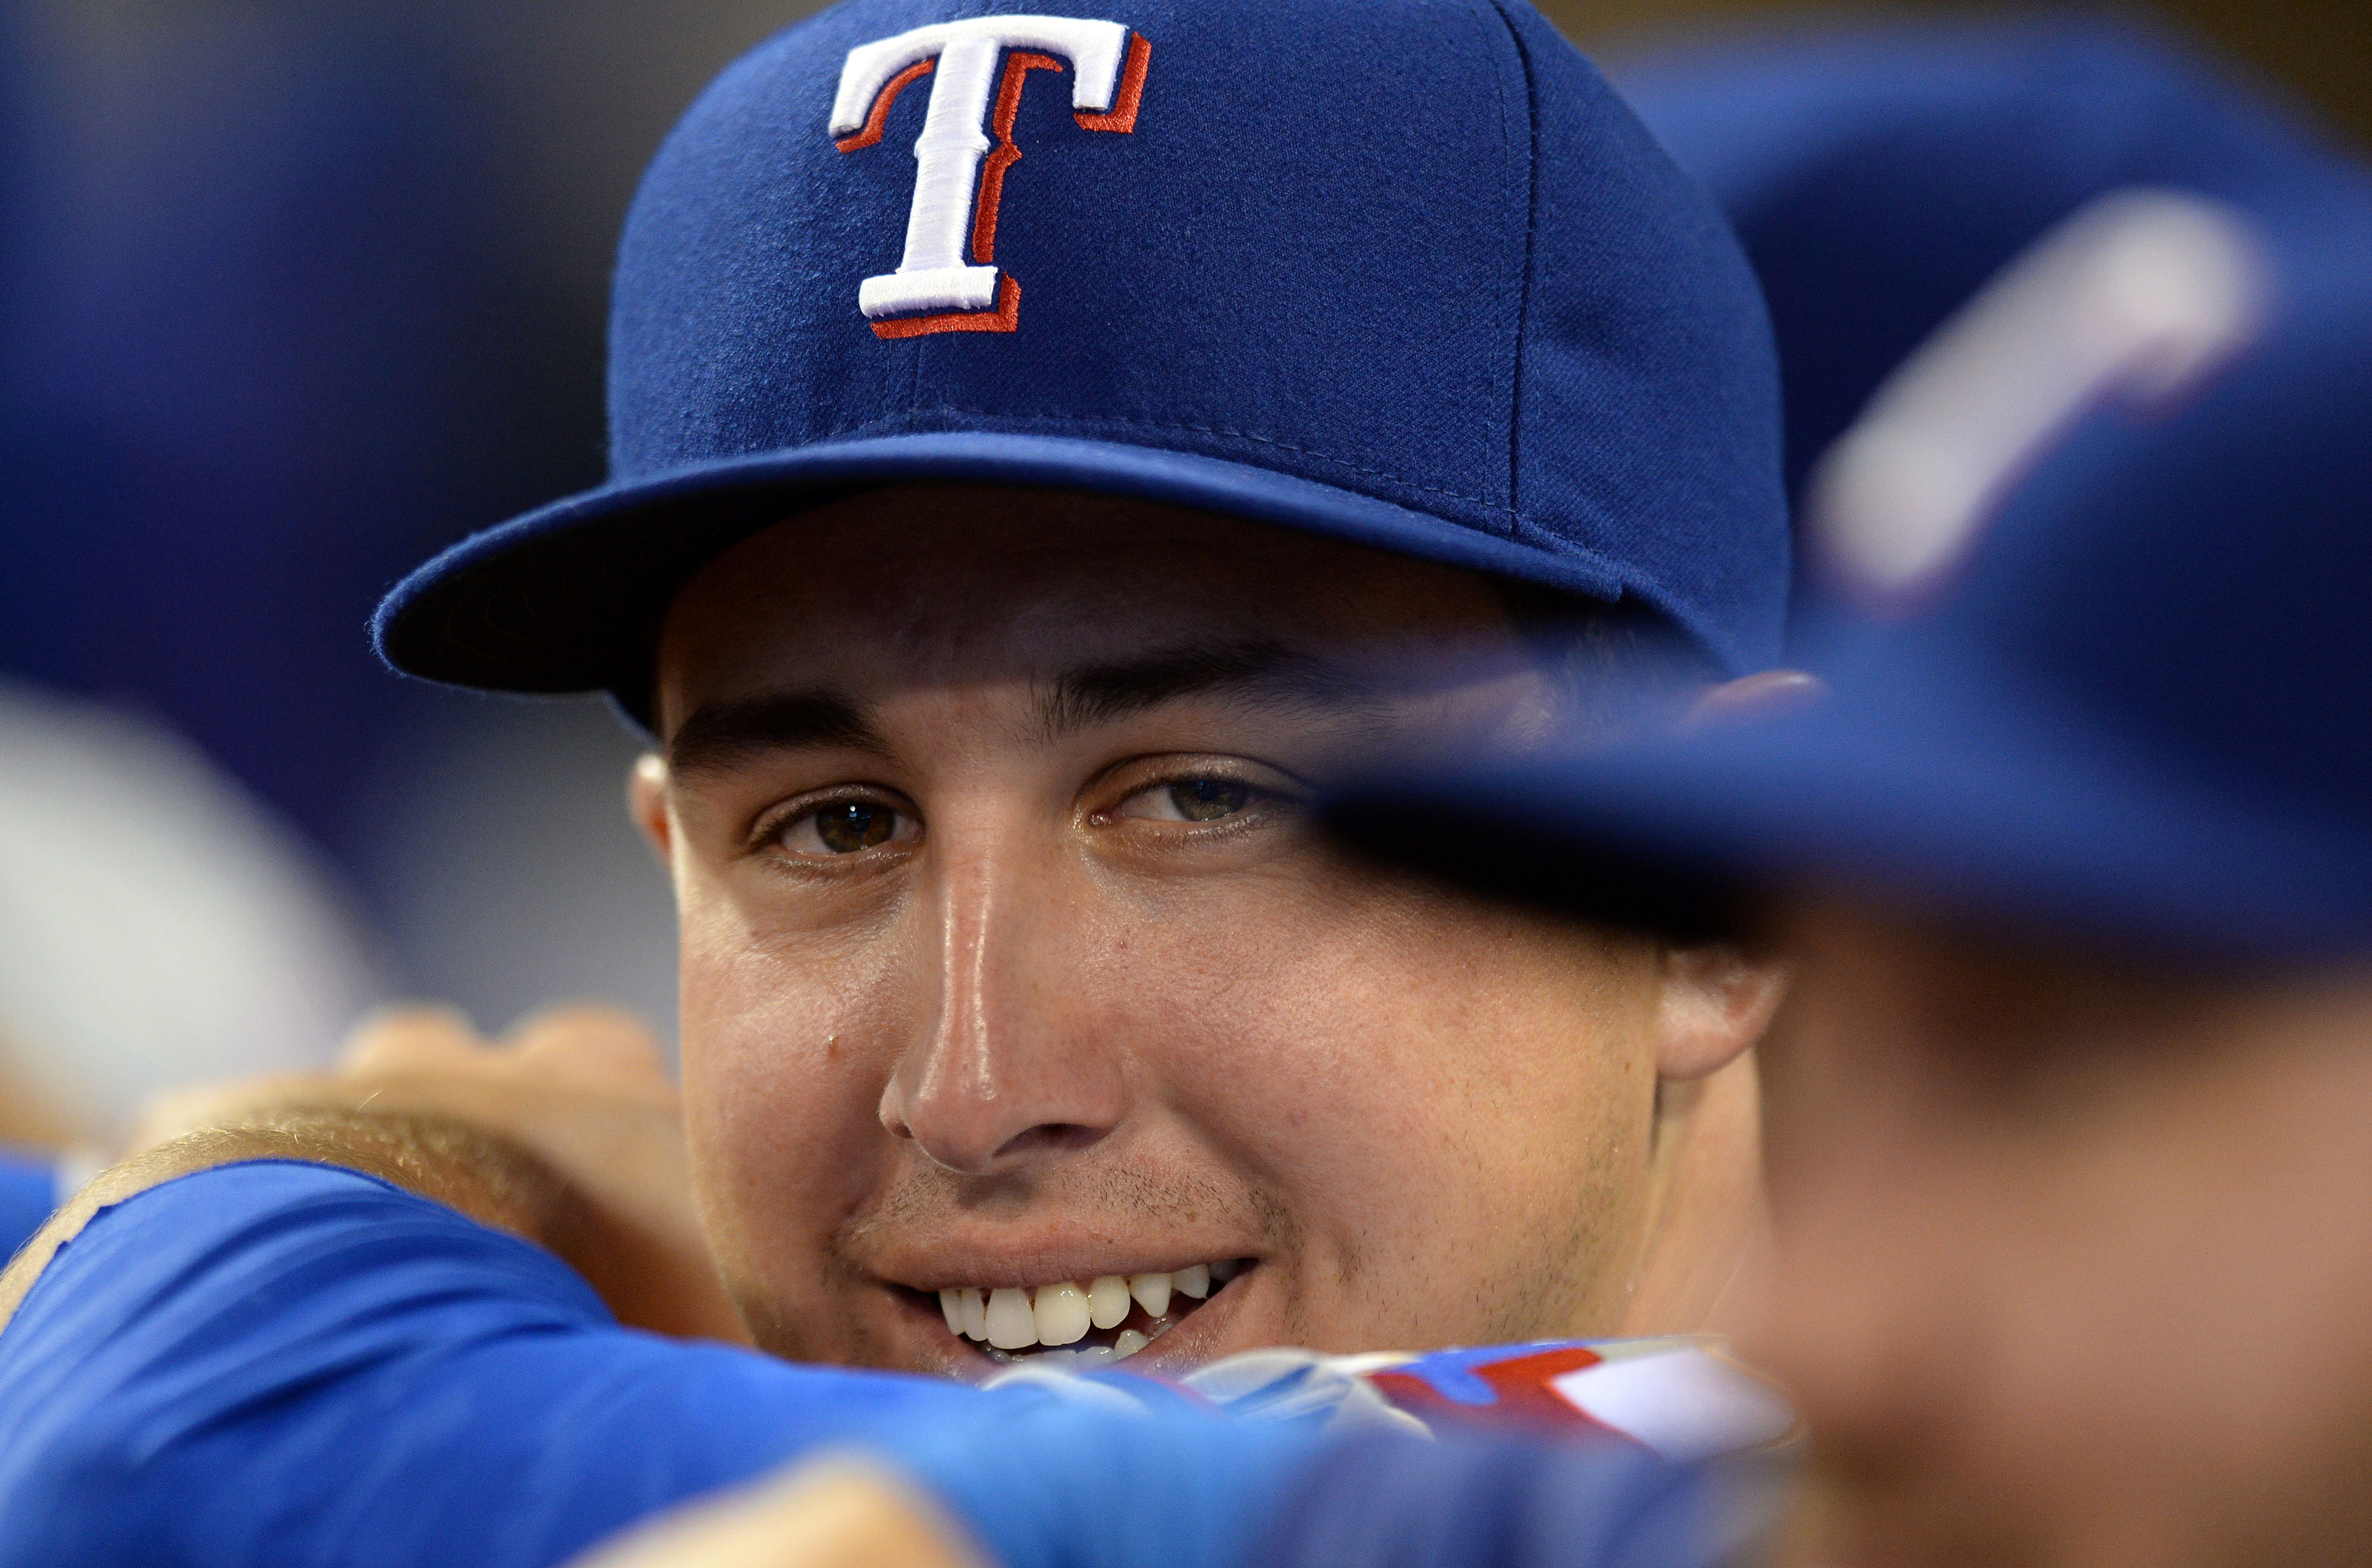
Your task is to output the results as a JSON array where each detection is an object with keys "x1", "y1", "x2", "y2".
[
  {"x1": 643, "y1": 485, "x2": 1736, "y2": 1376},
  {"x1": 1754, "y1": 901, "x2": 2372, "y2": 1568}
]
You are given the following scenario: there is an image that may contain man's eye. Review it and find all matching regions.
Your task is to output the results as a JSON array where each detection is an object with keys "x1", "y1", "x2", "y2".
[
  {"x1": 1121, "y1": 777, "x2": 1257, "y2": 823},
  {"x1": 778, "y1": 800, "x2": 913, "y2": 856}
]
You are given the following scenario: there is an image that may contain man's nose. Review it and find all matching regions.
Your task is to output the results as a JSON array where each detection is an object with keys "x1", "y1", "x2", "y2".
[{"x1": 877, "y1": 839, "x2": 1125, "y2": 1174}]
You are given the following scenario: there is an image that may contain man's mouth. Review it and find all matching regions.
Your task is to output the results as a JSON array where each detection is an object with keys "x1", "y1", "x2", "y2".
[{"x1": 920, "y1": 1259, "x2": 1249, "y2": 1368}]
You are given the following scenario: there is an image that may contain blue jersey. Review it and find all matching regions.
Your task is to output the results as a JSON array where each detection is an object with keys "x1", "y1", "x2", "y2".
[
  {"x1": 0, "y1": 1161, "x2": 1751, "y2": 1568},
  {"x1": 0, "y1": 1152, "x2": 54, "y2": 1264}
]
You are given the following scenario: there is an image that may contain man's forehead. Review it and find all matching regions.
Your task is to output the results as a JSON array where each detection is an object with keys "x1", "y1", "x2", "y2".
[
  {"x1": 654, "y1": 486, "x2": 1524, "y2": 719},
  {"x1": 663, "y1": 637, "x2": 1415, "y2": 777}
]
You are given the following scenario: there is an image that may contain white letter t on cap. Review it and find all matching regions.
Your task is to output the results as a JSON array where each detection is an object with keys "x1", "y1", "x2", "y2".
[{"x1": 833, "y1": 17, "x2": 1147, "y2": 335}]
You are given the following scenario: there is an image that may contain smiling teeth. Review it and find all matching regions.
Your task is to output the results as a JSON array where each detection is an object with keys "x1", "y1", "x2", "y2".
[
  {"x1": 936, "y1": 1287, "x2": 991, "y2": 1341},
  {"x1": 986, "y1": 1287, "x2": 1035, "y2": 1349},
  {"x1": 1034, "y1": 1282, "x2": 1091, "y2": 1346},
  {"x1": 937, "y1": 1262, "x2": 1244, "y2": 1355},
  {"x1": 1088, "y1": 1276, "x2": 1132, "y2": 1329}
]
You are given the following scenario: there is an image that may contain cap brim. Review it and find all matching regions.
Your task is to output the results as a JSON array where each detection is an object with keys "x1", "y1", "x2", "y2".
[
  {"x1": 374, "y1": 432, "x2": 1692, "y2": 710},
  {"x1": 1328, "y1": 667, "x2": 2372, "y2": 963}
]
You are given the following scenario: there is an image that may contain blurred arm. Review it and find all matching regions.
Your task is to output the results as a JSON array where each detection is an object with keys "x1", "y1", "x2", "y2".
[
  {"x1": 561, "y1": 1424, "x2": 1749, "y2": 1568},
  {"x1": 1, "y1": 1004, "x2": 744, "y2": 1341},
  {"x1": 565, "y1": 1462, "x2": 985, "y2": 1568},
  {"x1": 0, "y1": 1109, "x2": 573, "y2": 1331}
]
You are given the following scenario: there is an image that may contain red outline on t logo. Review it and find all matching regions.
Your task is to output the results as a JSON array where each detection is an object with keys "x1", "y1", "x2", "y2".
[{"x1": 832, "y1": 18, "x2": 1149, "y2": 338}]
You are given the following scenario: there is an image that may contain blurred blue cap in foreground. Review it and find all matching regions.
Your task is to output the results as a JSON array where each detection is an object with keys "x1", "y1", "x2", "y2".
[
  {"x1": 1611, "y1": 15, "x2": 2371, "y2": 510},
  {"x1": 1329, "y1": 194, "x2": 2372, "y2": 962}
]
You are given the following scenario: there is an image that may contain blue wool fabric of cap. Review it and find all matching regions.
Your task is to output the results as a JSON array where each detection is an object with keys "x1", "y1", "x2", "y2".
[{"x1": 375, "y1": 0, "x2": 1787, "y2": 712}]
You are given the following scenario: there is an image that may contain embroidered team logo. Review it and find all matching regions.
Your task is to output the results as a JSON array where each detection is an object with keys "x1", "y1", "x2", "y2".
[{"x1": 832, "y1": 16, "x2": 1150, "y2": 337}]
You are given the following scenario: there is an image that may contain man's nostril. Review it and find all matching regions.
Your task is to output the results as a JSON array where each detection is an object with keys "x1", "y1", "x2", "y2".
[{"x1": 991, "y1": 1123, "x2": 1106, "y2": 1161}]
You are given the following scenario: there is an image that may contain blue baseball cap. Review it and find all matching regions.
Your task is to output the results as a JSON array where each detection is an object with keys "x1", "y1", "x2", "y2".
[
  {"x1": 1609, "y1": 15, "x2": 2370, "y2": 510},
  {"x1": 372, "y1": 0, "x2": 1788, "y2": 714},
  {"x1": 1328, "y1": 198, "x2": 2372, "y2": 961}
]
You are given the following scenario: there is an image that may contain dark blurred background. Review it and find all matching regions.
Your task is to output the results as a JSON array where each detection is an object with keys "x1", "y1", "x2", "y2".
[{"x1": 0, "y1": 0, "x2": 2362, "y2": 1062}]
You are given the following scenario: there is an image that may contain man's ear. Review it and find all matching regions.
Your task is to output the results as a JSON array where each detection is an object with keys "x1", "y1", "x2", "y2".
[
  {"x1": 1686, "y1": 668, "x2": 1824, "y2": 730},
  {"x1": 627, "y1": 753, "x2": 673, "y2": 865},
  {"x1": 1654, "y1": 943, "x2": 1788, "y2": 1081}
]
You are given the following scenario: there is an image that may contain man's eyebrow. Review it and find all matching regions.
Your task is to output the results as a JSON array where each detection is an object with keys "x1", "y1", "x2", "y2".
[
  {"x1": 1037, "y1": 640, "x2": 1387, "y2": 741},
  {"x1": 666, "y1": 690, "x2": 888, "y2": 779}
]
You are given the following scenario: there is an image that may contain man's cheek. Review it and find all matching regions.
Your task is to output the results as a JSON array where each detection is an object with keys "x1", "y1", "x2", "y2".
[
  {"x1": 1125, "y1": 914, "x2": 1473, "y2": 1293},
  {"x1": 680, "y1": 943, "x2": 901, "y2": 1241},
  {"x1": 1119, "y1": 911, "x2": 1415, "y2": 1142}
]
